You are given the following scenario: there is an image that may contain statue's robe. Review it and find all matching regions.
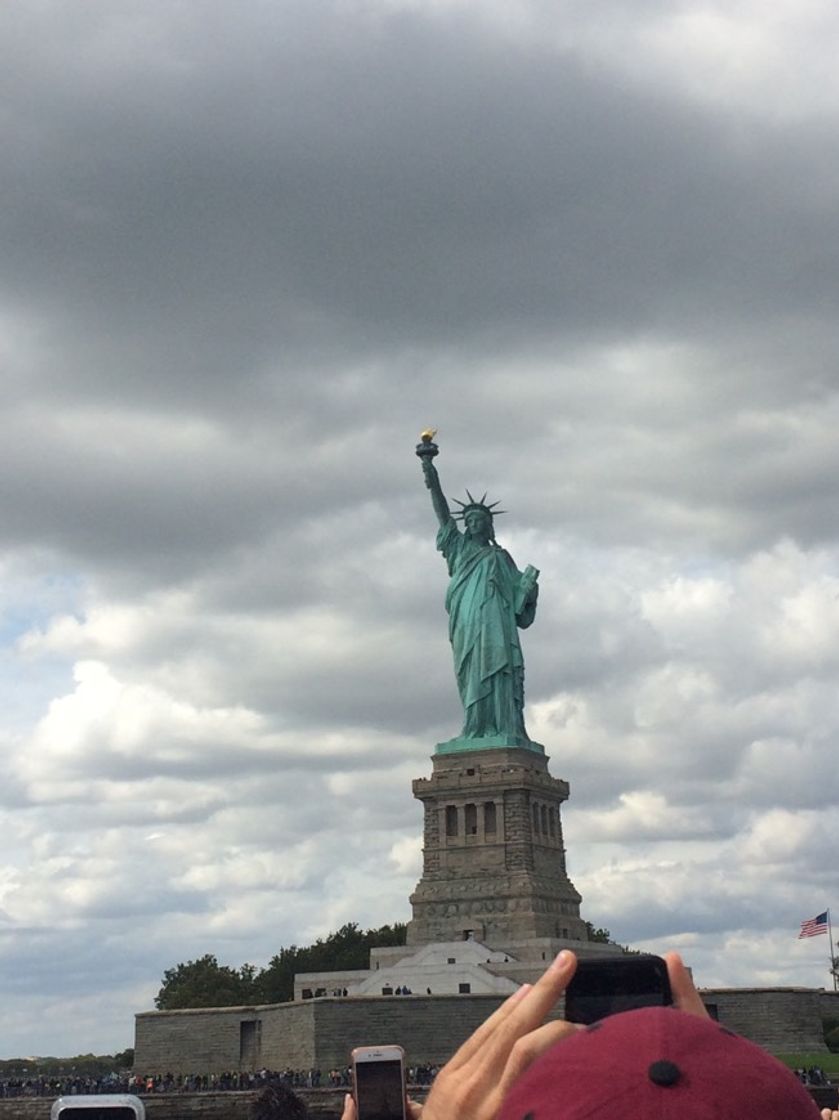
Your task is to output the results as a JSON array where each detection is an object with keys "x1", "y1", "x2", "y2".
[{"x1": 437, "y1": 519, "x2": 535, "y2": 743}]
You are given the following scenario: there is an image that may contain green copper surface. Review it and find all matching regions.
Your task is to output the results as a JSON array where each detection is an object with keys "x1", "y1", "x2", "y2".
[
  {"x1": 416, "y1": 435, "x2": 541, "y2": 756},
  {"x1": 435, "y1": 733, "x2": 545, "y2": 756}
]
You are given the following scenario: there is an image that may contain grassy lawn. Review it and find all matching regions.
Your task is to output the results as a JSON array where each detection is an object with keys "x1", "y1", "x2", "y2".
[{"x1": 775, "y1": 1051, "x2": 839, "y2": 1074}]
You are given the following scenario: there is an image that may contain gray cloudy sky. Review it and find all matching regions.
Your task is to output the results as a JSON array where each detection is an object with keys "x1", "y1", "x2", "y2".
[{"x1": 2, "y1": 0, "x2": 839, "y2": 1059}]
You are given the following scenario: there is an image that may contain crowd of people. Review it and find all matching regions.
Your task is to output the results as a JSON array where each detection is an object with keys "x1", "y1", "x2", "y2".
[
  {"x1": 323, "y1": 1063, "x2": 438, "y2": 1088},
  {"x1": 0, "y1": 1063, "x2": 440, "y2": 1099},
  {"x1": 799, "y1": 1066, "x2": 832, "y2": 1086},
  {"x1": 0, "y1": 1074, "x2": 129, "y2": 1099}
]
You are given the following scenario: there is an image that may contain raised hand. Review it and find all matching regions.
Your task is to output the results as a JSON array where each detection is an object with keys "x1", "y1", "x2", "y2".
[{"x1": 420, "y1": 951, "x2": 581, "y2": 1120}]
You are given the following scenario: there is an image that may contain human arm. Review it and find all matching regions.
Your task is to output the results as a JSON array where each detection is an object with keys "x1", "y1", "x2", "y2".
[
  {"x1": 663, "y1": 951, "x2": 710, "y2": 1018},
  {"x1": 419, "y1": 951, "x2": 581, "y2": 1120},
  {"x1": 338, "y1": 955, "x2": 579, "y2": 1120},
  {"x1": 395, "y1": 950, "x2": 708, "y2": 1120}
]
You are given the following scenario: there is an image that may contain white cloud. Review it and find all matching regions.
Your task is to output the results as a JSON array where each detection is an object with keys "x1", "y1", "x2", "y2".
[
  {"x1": 389, "y1": 835, "x2": 423, "y2": 877},
  {"x1": 636, "y1": 0, "x2": 839, "y2": 119}
]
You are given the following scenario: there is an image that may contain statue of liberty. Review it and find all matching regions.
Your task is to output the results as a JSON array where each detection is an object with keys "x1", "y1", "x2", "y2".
[{"x1": 416, "y1": 432, "x2": 542, "y2": 754}]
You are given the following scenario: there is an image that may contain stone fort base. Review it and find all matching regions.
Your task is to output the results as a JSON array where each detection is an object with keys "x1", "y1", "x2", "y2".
[
  {"x1": 134, "y1": 987, "x2": 835, "y2": 1078},
  {"x1": 135, "y1": 992, "x2": 515, "y2": 1076}
]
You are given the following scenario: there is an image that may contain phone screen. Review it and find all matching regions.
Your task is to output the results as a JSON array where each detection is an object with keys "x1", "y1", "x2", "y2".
[
  {"x1": 55, "y1": 1111, "x2": 139, "y2": 1119},
  {"x1": 564, "y1": 955, "x2": 672, "y2": 1025},
  {"x1": 354, "y1": 1057, "x2": 406, "y2": 1120}
]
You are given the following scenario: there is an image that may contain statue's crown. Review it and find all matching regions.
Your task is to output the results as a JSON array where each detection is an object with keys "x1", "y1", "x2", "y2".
[{"x1": 452, "y1": 490, "x2": 506, "y2": 520}]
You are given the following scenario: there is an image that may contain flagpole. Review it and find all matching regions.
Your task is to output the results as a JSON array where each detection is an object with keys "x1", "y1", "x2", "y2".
[{"x1": 829, "y1": 909, "x2": 838, "y2": 992}]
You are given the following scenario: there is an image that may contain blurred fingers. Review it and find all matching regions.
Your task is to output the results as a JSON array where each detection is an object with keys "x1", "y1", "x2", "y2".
[
  {"x1": 486, "y1": 951, "x2": 578, "y2": 1058},
  {"x1": 665, "y1": 952, "x2": 709, "y2": 1019},
  {"x1": 341, "y1": 1092, "x2": 357, "y2": 1120},
  {"x1": 442, "y1": 983, "x2": 532, "y2": 1068},
  {"x1": 496, "y1": 1019, "x2": 583, "y2": 1102}
]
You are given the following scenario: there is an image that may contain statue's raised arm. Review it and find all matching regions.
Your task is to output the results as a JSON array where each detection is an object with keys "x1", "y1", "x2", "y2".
[
  {"x1": 415, "y1": 430, "x2": 542, "y2": 755},
  {"x1": 416, "y1": 428, "x2": 451, "y2": 527}
]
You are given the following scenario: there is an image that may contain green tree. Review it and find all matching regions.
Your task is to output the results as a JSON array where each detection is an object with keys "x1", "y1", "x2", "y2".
[
  {"x1": 255, "y1": 945, "x2": 301, "y2": 1005},
  {"x1": 156, "y1": 922, "x2": 409, "y2": 1009},
  {"x1": 584, "y1": 922, "x2": 612, "y2": 943},
  {"x1": 256, "y1": 922, "x2": 407, "y2": 1004},
  {"x1": 155, "y1": 954, "x2": 258, "y2": 1010}
]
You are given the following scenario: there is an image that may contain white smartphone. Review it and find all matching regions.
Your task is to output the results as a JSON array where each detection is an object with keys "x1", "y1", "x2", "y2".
[
  {"x1": 351, "y1": 1044, "x2": 407, "y2": 1120},
  {"x1": 50, "y1": 1096, "x2": 146, "y2": 1120}
]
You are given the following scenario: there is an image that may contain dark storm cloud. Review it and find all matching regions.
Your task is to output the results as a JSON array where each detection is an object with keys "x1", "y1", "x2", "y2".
[
  {"x1": 4, "y1": 0, "x2": 839, "y2": 591},
  {"x1": 5, "y1": 0, "x2": 839, "y2": 419}
]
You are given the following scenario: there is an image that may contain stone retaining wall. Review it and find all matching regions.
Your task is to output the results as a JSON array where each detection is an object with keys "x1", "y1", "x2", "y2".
[
  {"x1": 311, "y1": 994, "x2": 511, "y2": 1067},
  {"x1": 136, "y1": 986, "x2": 829, "y2": 1076},
  {"x1": 702, "y1": 988, "x2": 827, "y2": 1052},
  {"x1": 821, "y1": 989, "x2": 839, "y2": 1021},
  {"x1": 136, "y1": 995, "x2": 511, "y2": 1074}
]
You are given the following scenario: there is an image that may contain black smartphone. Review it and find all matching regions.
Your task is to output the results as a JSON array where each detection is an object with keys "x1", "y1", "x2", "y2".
[
  {"x1": 564, "y1": 954, "x2": 673, "y2": 1024},
  {"x1": 351, "y1": 1044, "x2": 407, "y2": 1120}
]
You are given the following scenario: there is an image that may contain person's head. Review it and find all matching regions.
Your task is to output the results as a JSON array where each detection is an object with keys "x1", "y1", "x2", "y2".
[
  {"x1": 248, "y1": 1083, "x2": 308, "y2": 1120},
  {"x1": 498, "y1": 1006, "x2": 820, "y2": 1120}
]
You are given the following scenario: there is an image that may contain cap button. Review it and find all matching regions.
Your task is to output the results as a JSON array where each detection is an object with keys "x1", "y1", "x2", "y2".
[{"x1": 648, "y1": 1059, "x2": 681, "y2": 1087}]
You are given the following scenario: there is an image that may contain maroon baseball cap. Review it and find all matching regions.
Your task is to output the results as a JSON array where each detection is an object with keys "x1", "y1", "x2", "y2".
[{"x1": 498, "y1": 1007, "x2": 820, "y2": 1120}]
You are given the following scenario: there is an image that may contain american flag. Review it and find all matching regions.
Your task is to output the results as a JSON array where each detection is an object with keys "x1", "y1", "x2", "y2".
[{"x1": 798, "y1": 911, "x2": 829, "y2": 939}]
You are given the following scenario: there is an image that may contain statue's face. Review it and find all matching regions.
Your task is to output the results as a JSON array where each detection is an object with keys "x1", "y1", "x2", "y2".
[{"x1": 464, "y1": 509, "x2": 492, "y2": 541}]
